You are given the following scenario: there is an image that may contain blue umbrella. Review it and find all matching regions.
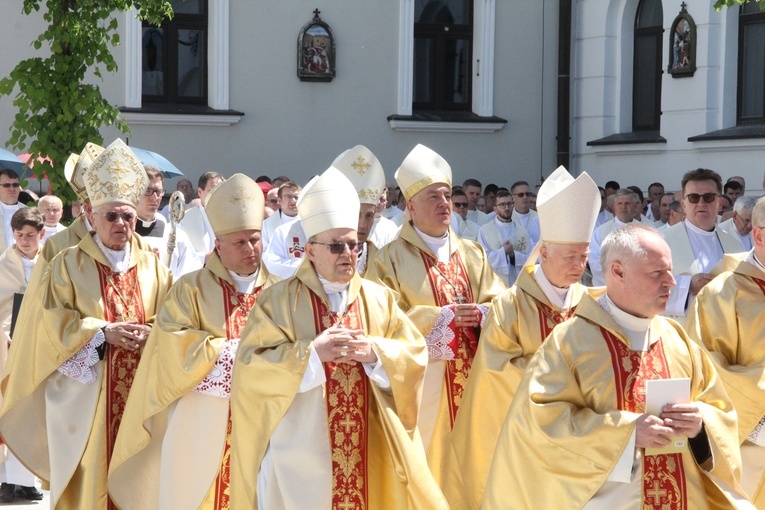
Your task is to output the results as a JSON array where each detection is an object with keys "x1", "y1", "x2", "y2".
[
  {"x1": 0, "y1": 149, "x2": 25, "y2": 173},
  {"x1": 129, "y1": 147, "x2": 184, "y2": 178}
]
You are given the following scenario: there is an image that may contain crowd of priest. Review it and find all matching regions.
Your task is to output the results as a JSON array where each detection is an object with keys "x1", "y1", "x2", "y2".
[{"x1": 0, "y1": 138, "x2": 762, "y2": 509}]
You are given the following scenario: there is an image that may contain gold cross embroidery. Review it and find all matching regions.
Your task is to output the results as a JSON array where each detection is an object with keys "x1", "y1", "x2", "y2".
[
  {"x1": 351, "y1": 156, "x2": 370, "y2": 175},
  {"x1": 227, "y1": 185, "x2": 250, "y2": 212},
  {"x1": 647, "y1": 481, "x2": 667, "y2": 505}
]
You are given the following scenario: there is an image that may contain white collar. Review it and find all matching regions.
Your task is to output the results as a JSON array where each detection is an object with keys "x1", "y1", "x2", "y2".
[
  {"x1": 685, "y1": 219, "x2": 716, "y2": 237},
  {"x1": 318, "y1": 274, "x2": 349, "y2": 313},
  {"x1": 94, "y1": 234, "x2": 131, "y2": 273},
  {"x1": 414, "y1": 225, "x2": 451, "y2": 262},
  {"x1": 534, "y1": 265, "x2": 572, "y2": 310},
  {"x1": 228, "y1": 268, "x2": 259, "y2": 294}
]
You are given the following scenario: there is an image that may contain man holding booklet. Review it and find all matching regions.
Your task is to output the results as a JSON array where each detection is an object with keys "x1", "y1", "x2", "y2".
[{"x1": 483, "y1": 223, "x2": 752, "y2": 509}]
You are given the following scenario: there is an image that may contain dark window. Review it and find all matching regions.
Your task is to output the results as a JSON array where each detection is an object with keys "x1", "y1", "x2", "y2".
[
  {"x1": 633, "y1": 0, "x2": 663, "y2": 132},
  {"x1": 738, "y1": 2, "x2": 765, "y2": 125},
  {"x1": 142, "y1": 0, "x2": 208, "y2": 105},
  {"x1": 413, "y1": 0, "x2": 472, "y2": 111}
]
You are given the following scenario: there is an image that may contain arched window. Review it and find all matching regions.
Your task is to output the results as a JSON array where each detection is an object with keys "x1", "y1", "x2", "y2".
[
  {"x1": 633, "y1": 0, "x2": 663, "y2": 132},
  {"x1": 413, "y1": 0, "x2": 473, "y2": 111},
  {"x1": 738, "y1": 2, "x2": 765, "y2": 125}
]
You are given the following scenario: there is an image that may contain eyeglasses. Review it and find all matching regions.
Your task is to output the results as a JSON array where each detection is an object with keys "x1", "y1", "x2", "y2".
[
  {"x1": 0, "y1": 183, "x2": 21, "y2": 189},
  {"x1": 452, "y1": 202, "x2": 468, "y2": 208},
  {"x1": 144, "y1": 188, "x2": 164, "y2": 197},
  {"x1": 684, "y1": 192, "x2": 718, "y2": 204},
  {"x1": 96, "y1": 211, "x2": 136, "y2": 223},
  {"x1": 495, "y1": 202, "x2": 513, "y2": 209},
  {"x1": 513, "y1": 192, "x2": 532, "y2": 198},
  {"x1": 311, "y1": 241, "x2": 360, "y2": 254}
]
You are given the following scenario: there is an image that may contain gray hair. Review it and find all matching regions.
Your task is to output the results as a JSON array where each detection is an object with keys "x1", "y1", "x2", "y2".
[
  {"x1": 733, "y1": 195, "x2": 757, "y2": 215},
  {"x1": 751, "y1": 197, "x2": 765, "y2": 229},
  {"x1": 600, "y1": 223, "x2": 656, "y2": 270},
  {"x1": 669, "y1": 200, "x2": 683, "y2": 213},
  {"x1": 614, "y1": 188, "x2": 639, "y2": 204}
]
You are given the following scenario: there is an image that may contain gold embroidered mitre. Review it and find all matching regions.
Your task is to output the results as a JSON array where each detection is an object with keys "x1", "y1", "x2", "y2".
[
  {"x1": 64, "y1": 142, "x2": 104, "y2": 203},
  {"x1": 297, "y1": 167, "x2": 359, "y2": 238},
  {"x1": 85, "y1": 139, "x2": 148, "y2": 208},
  {"x1": 206, "y1": 173, "x2": 265, "y2": 237},
  {"x1": 331, "y1": 145, "x2": 385, "y2": 204},
  {"x1": 395, "y1": 144, "x2": 451, "y2": 200}
]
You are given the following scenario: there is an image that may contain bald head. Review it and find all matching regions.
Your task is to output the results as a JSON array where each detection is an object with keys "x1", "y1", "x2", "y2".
[{"x1": 38, "y1": 195, "x2": 64, "y2": 227}]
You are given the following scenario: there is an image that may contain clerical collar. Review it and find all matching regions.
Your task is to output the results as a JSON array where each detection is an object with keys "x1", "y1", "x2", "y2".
[
  {"x1": 600, "y1": 294, "x2": 655, "y2": 352},
  {"x1": 495, "y1": 215, "x2": 513, "y2": 225},
  {"x1": 228, "y1": 268, "x2": 259, "y2": 294},
  {"x1": 613, "y1": 217, "x2": 629, "y2": 228},
  {"x1": 414, "y1": 225, "x2": 450, "y2": 263},
  {"x1": 685, "y1": 219, "x2": 716, "y2": 236},
  {"x1": 84, "y1": 216, "x2": 93, "y2": 231},
  {"x1": 514, "y1": 210, "x2": 529, "y2": 218},
  {"x1": 138, "y1": 216, "x2": 157, "y2": 229},
  {"x1": 534, "y1": 265, "x2": 571, "y2": 310},
  {"x1": 94, "y1": 234, "x2": 131, "y2": 273},
  {"x1": 318, "y1": 274, "x2": 349, "y2": 313}
]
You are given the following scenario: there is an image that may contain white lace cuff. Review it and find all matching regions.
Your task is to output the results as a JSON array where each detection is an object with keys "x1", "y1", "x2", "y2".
[
  {"x1": 193, "y1": 338, "x2": 239, "y2": 399},
  {"x1": 748, "y1": 416, "x2": 765, "y2": 447},
  {"x1": 477, "y1": 304, "x2": 489, "y2": 328},
  {"x1": 57, "y1": 329, "x2": 105, "y2": 384},
  {"x1": 426, "y1": 307, "x2": 456, "y2": 361}
]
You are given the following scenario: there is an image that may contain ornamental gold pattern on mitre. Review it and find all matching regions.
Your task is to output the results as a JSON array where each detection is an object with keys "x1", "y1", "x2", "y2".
[{"x1": 85, "y1": 140, "x2": 147, "y2": 207}]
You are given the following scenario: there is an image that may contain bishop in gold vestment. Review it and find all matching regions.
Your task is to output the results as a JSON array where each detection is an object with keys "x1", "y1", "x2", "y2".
[
  {"x1": 484, "y1": 224, "x2": 750, "y2": 509},
  {"x1": 230, "y1": 167, "x2": 446, "y2": 509},
  {"x1": 366, "y1": 145, "x2": 503, "y2": 482},
  {"x1": 109, "y1": 174, "x2": 278, "y2": 510},
  {"x1": 445, "y1": 166, "x2": 603, "y2": 509},
  {"x1": 687, "y1": 217, "x2": 765, "y2": 507},
  {"x1": 0, "y1": 139, "x2": 172, "y2": 510}
]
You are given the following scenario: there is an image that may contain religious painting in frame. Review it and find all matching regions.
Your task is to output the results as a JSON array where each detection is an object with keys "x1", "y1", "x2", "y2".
[
  {"x1": 297, "y1": 9, "x2": 336, "y2": 82},
  {"x1": 668, "y1": 3, "x2": 696, "y2": 78}
]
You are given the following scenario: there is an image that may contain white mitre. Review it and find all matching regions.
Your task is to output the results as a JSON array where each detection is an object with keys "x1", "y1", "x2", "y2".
[
  {"x1": 525, "y1": 165, "x2": 600, "y2": 266},
  {"x1": 395, "y1": 144, "x2": 451, "y2": 200},
  {"x1": 65, "y1": 142, "x2": 104, "y2": 203},
  {"x1": 206, "y1": 173, "x2": 265, "y2": 237},
  {"x1": 297, "y1": 167, "x2": 360, "y2": 238},
  {"x1": 332, "y1": 145, "x2": 385, "y2": 204},
  {"x1": 85, "y1": 139, "x2": 148, "y2": 208}
]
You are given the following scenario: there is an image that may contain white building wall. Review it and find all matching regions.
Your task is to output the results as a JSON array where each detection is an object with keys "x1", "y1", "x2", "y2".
[
  {"x1": 573, "y1": 0, "x2": 765, "y2": 194},
  {"x1": 0, "y1": 0, "x2": 561, "y2": 193}
]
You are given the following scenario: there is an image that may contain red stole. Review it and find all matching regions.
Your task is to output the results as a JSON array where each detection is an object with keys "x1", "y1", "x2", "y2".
[
  {"x1": 212, "y1": 278, "x2": 262, "y2": 510},
  {"x1": 601, "y1": 327, "x2": 688, "y2": 510},
  {"x1": 751, "y1": 276, "x2": 765, "y2": 297},
  {"x1": 309, "y1": 290, "x2": 369, "y2": 510},
  {"x1": 536, "y1": 300, "x2": 576, "y2": 340},
  {"x1": 421, "y1": 251, "x2": 476, "y2": 426},
  {"x1": 96, "y1": 263, "x2": 145, "y2": 510}
]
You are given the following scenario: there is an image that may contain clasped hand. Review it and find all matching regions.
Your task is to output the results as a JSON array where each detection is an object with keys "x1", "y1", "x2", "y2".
[
  {"x1": 104, "y1": 321, "x2": 152, "y2": 351},
  {"x1": 635, "y1": 403, "x2": 703, "y2": 448},
  {"x1": 452, "y1": 303, "x2": 481, "y2": 328},
  {"x1": 314, "y1": 326, "x2": 377, "y2": 365}
]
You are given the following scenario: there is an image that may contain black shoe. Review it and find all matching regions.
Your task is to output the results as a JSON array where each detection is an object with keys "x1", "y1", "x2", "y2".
[
  {"x1": 14, "y1": 485, "x2": 43, "y2": 501},
  {"x1": 0, "y1": 483, "x2": 15, "y2": 503}
]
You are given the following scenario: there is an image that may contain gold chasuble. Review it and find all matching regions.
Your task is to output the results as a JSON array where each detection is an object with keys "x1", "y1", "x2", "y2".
[
  {"x1": 0, "y1": 233, "x2": 171, "y2": 510},
  {"x1": 444, "y1": 265, "x2": 603, "y2": 509},
  {"x1": 687, "y1": 257, "x2": 765, "y2": 507},
  {"x1": 230, "y1": 259, "x2": 448, "y2": 510},
  {"x1": 366, "y1": 222, "x2": 503, "y2": 480},
  {"x1": 483, "y1": 295, "x2": 748, "y2": 510},
  {"x1": 108, "y1": 253, "x2": 278, "y2": 510}
]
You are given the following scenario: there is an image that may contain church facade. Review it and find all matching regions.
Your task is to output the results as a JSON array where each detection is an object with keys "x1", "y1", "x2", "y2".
[{"x1": 0, "y1": 0, "x2": 762, "y2": 193}]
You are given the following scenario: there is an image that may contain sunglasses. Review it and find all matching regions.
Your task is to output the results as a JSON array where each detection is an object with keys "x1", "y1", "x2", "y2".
[
  {"x1": 513, "y1": 192, "x2": 532, "y2": 198},
  {"x1": 97, "y1": 211, "x2": 136, "y2": 223},
  {"x1": 684, "y1": 192, "x2": 718, "y2": 204},
  {"x1": 452, "y1": 202, "x2": 468, "y2": 208},
  {"x1": 495, "y1": 202, "x2": 513, "y2": 208},
  {"x1": 311, "y1": 241, "x2": 360, "y2": 254},
  {"x1": 0, "y1": 183, "x2": 21, "y2": 189}
]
